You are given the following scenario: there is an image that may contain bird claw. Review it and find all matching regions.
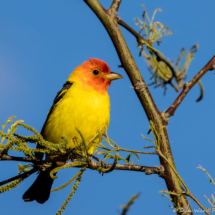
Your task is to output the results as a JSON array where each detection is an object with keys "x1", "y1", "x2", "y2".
[{"x1": 98, "y1": 159, "x2": 107, "y2": 169}]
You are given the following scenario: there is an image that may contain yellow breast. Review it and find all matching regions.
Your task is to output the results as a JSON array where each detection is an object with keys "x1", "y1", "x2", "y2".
[{"x1": 42, "y1": 82, "x2": 110, "y2": 154}]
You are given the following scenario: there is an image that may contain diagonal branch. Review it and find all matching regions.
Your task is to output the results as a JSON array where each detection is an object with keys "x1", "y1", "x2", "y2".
[
  {"x1": 0, "y1": 168, "x2": 38, "y2": 187},
  {"x1": 156, "y1": 148, "x2": 210, "y2": 215},
  {"x1": 165, "y1": 55, "x2": 215, "y2": 117},
  {"x1": 84, "y1": 0, "x2": 161, "y2": 128},
  {"x1": 118, "y1": 19, "x2": 150, "y2": 45},
  {"x1": 110, "y1": 0, "x2": 122, "y2": 12},
  {"x1": 118, "y1": 19, "x2": 179, "y2": 90},
  {"x1": 84, "y1": 0, "x2": 193, "y2": 212}
]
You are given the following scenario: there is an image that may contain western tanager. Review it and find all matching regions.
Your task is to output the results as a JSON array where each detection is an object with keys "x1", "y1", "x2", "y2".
[{"x1": 23, "y1": 58, "x2": 123, "y2": 204}]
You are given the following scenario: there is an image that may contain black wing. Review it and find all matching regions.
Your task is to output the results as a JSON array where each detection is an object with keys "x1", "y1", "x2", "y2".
[
  {"x1": 35, "y1": 81, "x2": 73, "y2": 160},
  {"x1": 46, "y1": 81, "x2": 73, "y2": 119}
]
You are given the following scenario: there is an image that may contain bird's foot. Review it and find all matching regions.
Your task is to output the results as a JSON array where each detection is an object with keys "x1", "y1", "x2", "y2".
[
  {"x1": 91, "y1": 155, "x2": 107, "y2": 169},
  {"x1": 98, "y1": 159, "x2": 107, "y2": 169}
]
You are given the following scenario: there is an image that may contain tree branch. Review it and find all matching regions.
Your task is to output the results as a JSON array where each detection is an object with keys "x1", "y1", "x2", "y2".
[
  {"x1": 84, "y1": 0, "x2": 193, "y2": 212},
  {"x1": 165, "y1": 55, "x2": 215, "y2": 117},
  {"x1": 118, "y1": 147, "x2": 157, "y2": 155},
  {"x1": 0, "y1": 154, "x2": 163, "y2": 174},
  {"x1": 0, "y1": 168, "x2": 38, "y2": 187},
  {"x1": 110, "y1": 0, "x2": 122, "y2": 12},
  {"x1": 0, "y1": 155, "x2": 164, "y2": 187},
  {"x1": 0, "y1": 154, "x2": 58, "y2": 164},
  {"x1": 118, "y1": 19, "x2": 179, "y2": 89},
  {"x1": 83, "y1": 0, "x2": 161, "y2": 132},
  {"x1": 118, "y1": 19, "x2": 149, "y2": 44}
]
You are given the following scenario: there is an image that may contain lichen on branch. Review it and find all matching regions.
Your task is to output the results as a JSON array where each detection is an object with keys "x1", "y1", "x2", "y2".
[{"x1": 0, "y1": 116, "x2": 163, "y2": 209}]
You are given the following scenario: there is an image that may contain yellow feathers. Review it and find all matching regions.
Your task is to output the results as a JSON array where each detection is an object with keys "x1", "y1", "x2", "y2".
[
  {"x1": 43, "y1": 80, "x2": 110, "y2": 154},
  {"x1": 22, "y1": 58, "x2": 123, "y2": 204},
  {"x1": 42, "y1": 58, "x2": 122, "y2": 154}
]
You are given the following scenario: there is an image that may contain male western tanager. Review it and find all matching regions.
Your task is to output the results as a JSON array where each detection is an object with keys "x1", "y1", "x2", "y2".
[{"x1": 23, "y1": 58, "x2": 123, "y2": 204}]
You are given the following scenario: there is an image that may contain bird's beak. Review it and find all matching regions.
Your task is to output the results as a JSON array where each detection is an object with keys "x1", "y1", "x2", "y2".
[{"x1": 105, "y1": 72, "x2": 123, "y2": 81}]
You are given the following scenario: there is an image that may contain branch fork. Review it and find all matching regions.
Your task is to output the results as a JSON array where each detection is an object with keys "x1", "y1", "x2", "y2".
[
  {"x1": 166, "y1": 55, "x2": 215, "y2": 117},
  {"x1": 83, "y1": 0, "x2": 202, "y2": 212}
]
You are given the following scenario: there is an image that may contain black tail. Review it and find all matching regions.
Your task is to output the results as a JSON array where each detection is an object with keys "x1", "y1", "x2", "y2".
[{"x1": 23, "y1": 171, "x2": 55, "y2": 204}]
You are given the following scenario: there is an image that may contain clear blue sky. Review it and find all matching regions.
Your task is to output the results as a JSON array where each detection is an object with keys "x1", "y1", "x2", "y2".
[{"x1": 1, "y1": 1, "x2": 215, "y2": 214}]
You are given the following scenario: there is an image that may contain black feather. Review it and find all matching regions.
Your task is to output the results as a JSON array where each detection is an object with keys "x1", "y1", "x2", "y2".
[
  {"x1": 23, "y1": 81, "x2": 73, "y2": 203},
  {"x1": 49, "y1": 81, "x2": 73, "y2": 117},
  {"x1": 23, "y1": 171, "x2": 56, "y2": 204},
  {"x1": 35, "y1": 81, "x2": 73, "y2": 160}
]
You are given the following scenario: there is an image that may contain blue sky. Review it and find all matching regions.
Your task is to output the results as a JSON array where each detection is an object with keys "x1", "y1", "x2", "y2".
[{"x1": 1, "y1": 1, "x2": 215, "y2": 214}]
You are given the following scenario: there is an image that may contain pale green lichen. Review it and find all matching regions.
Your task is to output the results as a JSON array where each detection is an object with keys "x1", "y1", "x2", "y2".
[
  {"x1": 135, "y1": 6, "x2": 201, "y2": 98},
  {"x1": 120, "y1": 193, "x2": 140, "y2": 215},
  {"x1": 55, "y1": 166, "x2": 86, "y2": 215},
  {"x1": 0, "y1": 178, "x2": 23, "y2": 193},
  {"x1": 51, "y1": 166, "x2": 87, "y2": 192}
]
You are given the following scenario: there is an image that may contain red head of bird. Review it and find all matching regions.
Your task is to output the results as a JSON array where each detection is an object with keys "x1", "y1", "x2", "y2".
[{"x1": 68, "y1": 58, "x2": 123, "y2": 93}]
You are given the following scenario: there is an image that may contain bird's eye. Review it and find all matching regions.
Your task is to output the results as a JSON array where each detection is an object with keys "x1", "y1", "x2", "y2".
[{"x1": 92, "y1": 70, "x2": 99, "y2": 75}]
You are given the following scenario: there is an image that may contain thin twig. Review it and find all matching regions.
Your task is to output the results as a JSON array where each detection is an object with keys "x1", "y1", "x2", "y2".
[
  {"x1": 0, "y1": 168, "x2": 38, "y2": 186},
  {"x1": 155, "y1": 148, "x2": 188, "y2": 191},
  {"x1": 118, "y1": 147, "x2": 157, "y2": 155},
  {"x1": 156, "y1": 148, "x2": 210, "y2": 215},
  {"x1": 169, "y1": 80, "x2": 179, "y2": 92},
  {"x1": 121, "y1": 194, "x2": 140, "y2": 215},
  {"x1": 0, "y1": 154, "x2": 55, "y2": 164},
  {"x1": 186, "y1": 192, "x2": 210, "y2": 215},
  {"x1": 118, "y1": 19, "x2": 150, "y2": 44},
  {"x1": 0, "y1": 154, "x2": 165, "y2": 187},
  {"x1": 118, "y1": 19, "x2": 178, "y2": 85},
  {"x1": 197, "y1": 165, "x2": 215, "y2": 185},
  {"x1": 166, "y1": 55, "x2": 215, "y2": 116}
]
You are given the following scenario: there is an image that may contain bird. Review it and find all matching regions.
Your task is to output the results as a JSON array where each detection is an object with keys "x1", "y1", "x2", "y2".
[{"x1": 22, "y1": 58, "x2": 123, "y2": 204}]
